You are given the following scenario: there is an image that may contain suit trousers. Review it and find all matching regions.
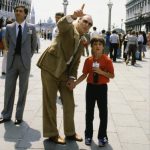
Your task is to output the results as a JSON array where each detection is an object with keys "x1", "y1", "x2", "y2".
[
  {"x1": 1, "y1": 55, "x2": 30, "y2": 120},
  {"x1": 41, "y1": 69, "x2": 75, "y2": 137}
]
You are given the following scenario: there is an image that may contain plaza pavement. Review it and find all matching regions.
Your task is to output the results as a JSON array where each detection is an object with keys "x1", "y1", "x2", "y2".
[{"x1": 0, "y1": 38, "x2": 149, "y2": 150}]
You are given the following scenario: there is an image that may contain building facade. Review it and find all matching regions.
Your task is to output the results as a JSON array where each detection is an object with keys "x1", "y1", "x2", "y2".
[
  {"x1": 125, "y1": 0, "x2": 150, "y2": 33},
  {"x1": 0, "y1": 0, "x2": 32, "y2": 21}
]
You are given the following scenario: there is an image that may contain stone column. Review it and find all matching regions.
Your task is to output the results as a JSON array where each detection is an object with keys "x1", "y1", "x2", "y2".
[{"x1": 107, "y1": 0, "x2": 113, "y2": 31}]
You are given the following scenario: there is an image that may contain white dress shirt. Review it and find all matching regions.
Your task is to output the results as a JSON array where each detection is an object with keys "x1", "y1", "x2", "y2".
[{"x1": 15, "y1": 20, "x2": 25, "y2": 36}]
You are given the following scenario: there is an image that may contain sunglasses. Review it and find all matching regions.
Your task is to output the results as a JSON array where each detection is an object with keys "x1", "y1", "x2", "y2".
[{"x1": 82, "y1": 20, "x2": 93, "y2": 27}]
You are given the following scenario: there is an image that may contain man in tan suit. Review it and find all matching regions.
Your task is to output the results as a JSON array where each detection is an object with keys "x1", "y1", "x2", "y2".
[{"x1": 37, "y1": 4, "x2": 93, "y2": 144}]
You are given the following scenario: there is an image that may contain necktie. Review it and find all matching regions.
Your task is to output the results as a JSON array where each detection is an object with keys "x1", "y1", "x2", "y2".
[{"x1": 15, "y1": 25, "x2": 22, "y2": 54}]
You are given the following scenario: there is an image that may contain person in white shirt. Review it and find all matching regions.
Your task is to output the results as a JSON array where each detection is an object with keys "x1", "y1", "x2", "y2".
[
  {"x1": 52, "y1": 12, "x2": 64, "y2": 39},
  {"x1": 109, "y1": 30, "x2": 119, "y2": 62},
  {"x1": 126, "y1": 31, "x2": 138, "y2": 65},
  {"x1": 90, "y1": 26, "x2": 100, "y2": 39}
]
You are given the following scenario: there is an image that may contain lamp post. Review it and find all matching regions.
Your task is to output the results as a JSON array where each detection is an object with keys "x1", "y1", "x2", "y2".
[
  {"x1": 121, "y1": 19, "x2": 123, "y2": 32},
  {"x1": 62, "y1": 0, "x2": 68, "y2": 16},
  {"x1": 39, "y1": 19, "x2": 42, "y2": 37},
  {"x1": 107, "y1": 0, "x2": 113, "y2": 32}
]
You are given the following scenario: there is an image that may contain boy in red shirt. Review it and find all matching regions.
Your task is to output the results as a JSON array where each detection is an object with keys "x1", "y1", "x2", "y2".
[{"x1": 75, "y1": 37, "x2": 114, "y2": 147}]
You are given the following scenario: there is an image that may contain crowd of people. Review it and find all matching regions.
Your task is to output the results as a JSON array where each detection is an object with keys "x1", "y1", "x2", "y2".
[
  {"x1": 80, "y1": 27, "x2": 150, "y2": 66},
  {"x1": 0, "y1": 4, "x2": 150, "y2": 149}
]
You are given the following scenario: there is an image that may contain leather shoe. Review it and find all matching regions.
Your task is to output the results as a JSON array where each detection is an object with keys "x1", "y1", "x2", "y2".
[
  {"x1": 49, "y1": 135, "x2": 66, "y2": 145},
  {"x1": 0, "y1": 118, "x2": 11, "y2": 124},
  {"x1": 66, "y1": 133, "x2": 83, "y2": 142},
  {"x1": 14, "y1": 119, "x2": 22, "y2": 125}
]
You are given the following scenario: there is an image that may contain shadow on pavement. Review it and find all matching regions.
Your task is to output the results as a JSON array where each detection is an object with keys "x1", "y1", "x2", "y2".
[
  {"x1": 3, "y1": 121, "x2": 41, "y2": 149},
  {"x1": 91, "y1": 141, "x2": 113, "y2": 150},
  {"x1": 43, "y1": 139, "x2": 114, "y2": 150},
  {"x1": 43, "y1": 139, "x2": 80, "y2": 150}
]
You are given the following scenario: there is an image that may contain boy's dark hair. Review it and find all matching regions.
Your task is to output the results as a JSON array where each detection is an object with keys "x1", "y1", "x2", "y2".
[
  {"x1": 90, "y1": 37, "x2": 105, "y2": 47},
  {"x1": 55, "y1": 12, "x2": 64, "y2": 17},
  {"x1": 14, "y1": 5, "x2": 28, "y2": 16}
]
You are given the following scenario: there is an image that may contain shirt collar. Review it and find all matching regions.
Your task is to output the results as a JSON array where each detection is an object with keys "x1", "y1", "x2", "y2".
[{"x1": 16, "y1": 20, "x2": 26, "y2": 29}]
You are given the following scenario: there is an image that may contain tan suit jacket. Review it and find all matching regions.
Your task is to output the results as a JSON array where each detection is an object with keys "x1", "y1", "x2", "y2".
[{"x1": 37, "y1": 16, "x2": 84, "y2": 78}]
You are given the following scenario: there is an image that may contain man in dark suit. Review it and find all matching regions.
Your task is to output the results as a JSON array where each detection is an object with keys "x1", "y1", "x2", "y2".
[
  {"x1": 0, "y1": 5, "x2": 37, "y2": 125},
  {"x1": 37, "y1": 4, "x2": 93, "y2": 144}
]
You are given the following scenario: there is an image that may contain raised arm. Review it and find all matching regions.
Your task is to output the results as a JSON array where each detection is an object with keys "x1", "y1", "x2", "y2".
[
  {"x1": 71, "y1": 4, "x2": 85, "y2": 19},
  {"x1": 57, "y1": 4, "x2": 85, "y2": 33}
]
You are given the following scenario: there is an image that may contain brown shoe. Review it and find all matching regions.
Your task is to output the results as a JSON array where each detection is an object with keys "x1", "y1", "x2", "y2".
[
  {"x1": 66, "y1": 133, "x2": 83, "y2": 142},
  {"x1": 49, "y1": 135, "x2": 66, "y2": 145}
]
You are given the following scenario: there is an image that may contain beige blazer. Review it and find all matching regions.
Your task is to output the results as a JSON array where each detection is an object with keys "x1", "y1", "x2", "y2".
[{"x1": 37, "y1": 16, "x2": 84, "y2": 78}]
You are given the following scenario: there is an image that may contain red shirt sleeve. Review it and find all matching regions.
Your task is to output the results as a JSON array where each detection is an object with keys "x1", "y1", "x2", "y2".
[{"x1": 106, "y1": 59, "x2": 114, "y2": 75}]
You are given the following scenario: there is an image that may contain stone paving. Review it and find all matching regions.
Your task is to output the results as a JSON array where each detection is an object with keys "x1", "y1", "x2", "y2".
[{"x1": 0, "y1": 39, "x2": 149, "y2": 150}]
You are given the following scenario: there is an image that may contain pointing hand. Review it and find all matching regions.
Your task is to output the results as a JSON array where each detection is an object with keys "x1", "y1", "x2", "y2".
[{"x1": 72, "y1": 4, "x2": 85, "y2": 19}]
